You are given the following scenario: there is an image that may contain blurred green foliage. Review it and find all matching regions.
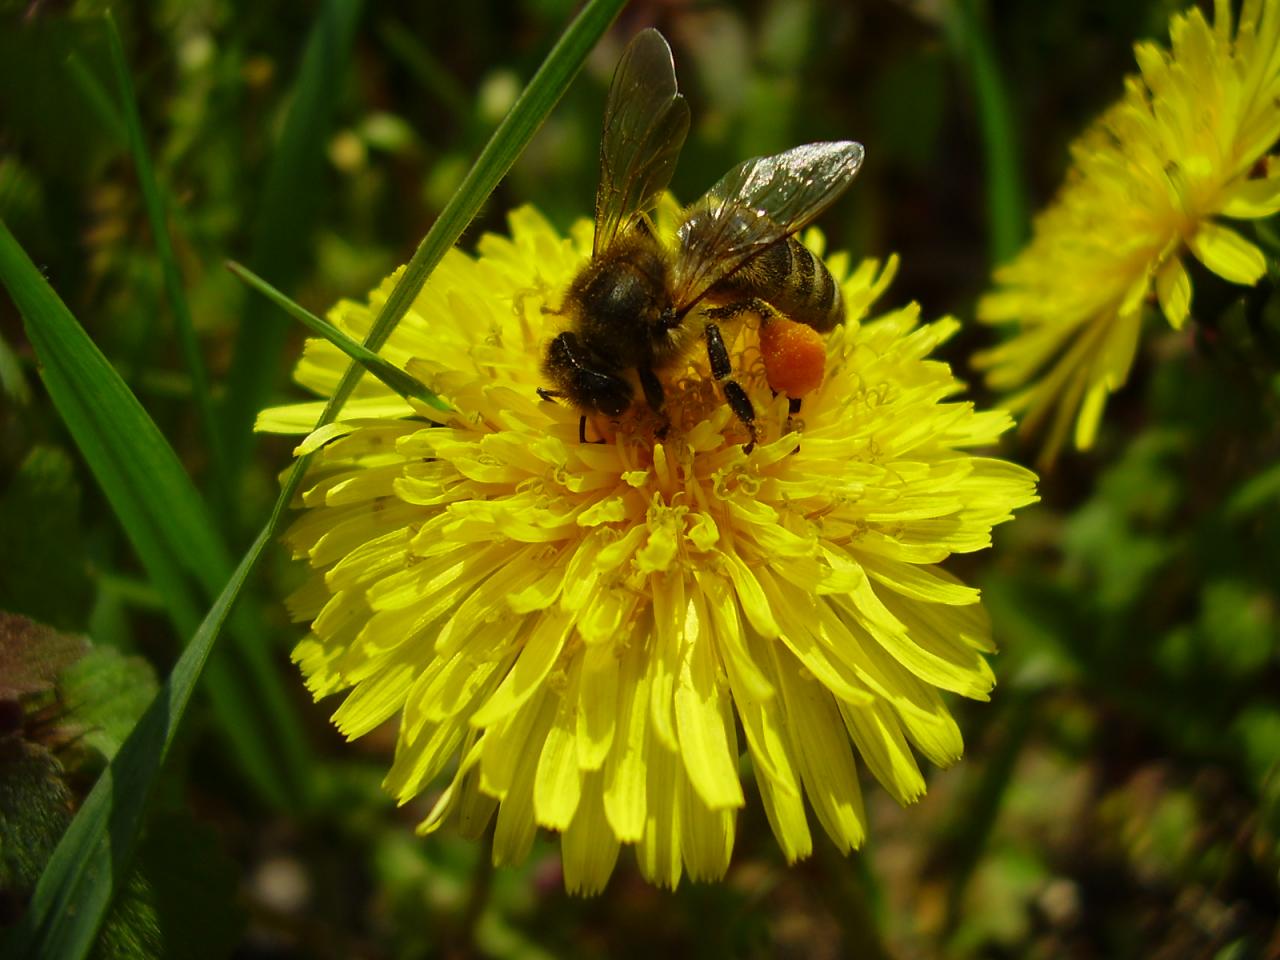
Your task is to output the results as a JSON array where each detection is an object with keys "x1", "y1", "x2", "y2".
[{"x1": 1, "y1": 0, "x2": 1278, "y2": 957}]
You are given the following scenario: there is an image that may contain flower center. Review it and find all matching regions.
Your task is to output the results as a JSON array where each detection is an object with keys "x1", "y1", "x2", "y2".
[{"x1": 607, "y1": 315, "x2": 775, "y2": 448}]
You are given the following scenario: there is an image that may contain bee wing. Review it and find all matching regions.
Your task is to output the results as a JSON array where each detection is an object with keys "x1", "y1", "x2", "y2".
[
  {"x1": 593, "y1": 29, "x2": 691, "y2": 256},
  {"x1": 670, "y1": 141, "x2": 865, "y2": 311}
]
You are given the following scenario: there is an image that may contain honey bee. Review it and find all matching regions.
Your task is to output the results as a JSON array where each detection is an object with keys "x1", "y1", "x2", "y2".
[{"x1": 539, "y1": 28, "x2": 864, "y2": 444}]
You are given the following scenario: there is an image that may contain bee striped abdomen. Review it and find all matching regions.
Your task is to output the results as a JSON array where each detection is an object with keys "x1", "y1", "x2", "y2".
[{"x1": 713, "y1": 236, "x2": 843, "y2": 333}]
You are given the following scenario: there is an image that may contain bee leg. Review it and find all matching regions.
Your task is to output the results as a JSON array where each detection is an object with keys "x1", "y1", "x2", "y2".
[
  {"x1": 540, "y1": 389, "x2": 595, "y2": 445},
  {"x1": 638, "y1": 366, "x2": 664, "y2": 413},
  {"x1": 703, "y1": 296, "x2": 772, "y2": 325},
  {"x1": 638, "y1": 366, "x2": 672, "y2": 439},
  {"x1": 723, "y1": 382, "x2": 757, "y2": 451},
  {"x1": 704, "y1": 321, "x2": 758, "y2": 449},
  {"x1": 537, "y1": 383, "x2": 604, "y2": 445}
]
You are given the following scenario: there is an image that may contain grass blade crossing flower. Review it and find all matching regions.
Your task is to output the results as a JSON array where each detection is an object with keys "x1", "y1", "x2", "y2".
[{"x1": 259, "y1": 204, "x2": 1037, "y2": 893}]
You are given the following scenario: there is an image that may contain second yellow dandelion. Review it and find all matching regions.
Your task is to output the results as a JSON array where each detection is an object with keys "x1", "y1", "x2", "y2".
[{"x1": 977, "y1": 0, "x2": 1280, "y2": 463}]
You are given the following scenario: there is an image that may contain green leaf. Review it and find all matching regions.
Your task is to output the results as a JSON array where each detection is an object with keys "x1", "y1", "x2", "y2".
[
  {"x1": 0, "y1": 739, "x2": 73, "y2": 896},
  {"x1": 1060, "y1": 432, "x2": 1182, "y2": 611},
  {"x1": 1195, "y1": 580, "x2": 1274, "y2": 678},
  {"x1": 226, "y1": 260, "x2": 448, "y2": 410},
  {"x1": 1233, "y1": 706, "x2": 1280, "y2": 798},
  {"x1": 57, "y1": 648, "x2": 158, "y2": 763},
  {"x1": 0, "y1": 610, "x2": 90, "y2": 705},
  {"x1": 1226, "y1": 461, "x2": 1280, "y2": 519},
  {"x1": 3, "y1": 520, "x2": 274, "y2": 960},
  {"x1": 0, "y1": 219, "x2": 304, "y2": 808},
  {"x1": 0, "y1": 447, "x2": 93, "y2": 631},
  {"x1": 219, "y1": 0, "x2": 363, "y2": 480},
  {"x1": 1061, "y1": 499, "x2": 1167, "y2": 611}
]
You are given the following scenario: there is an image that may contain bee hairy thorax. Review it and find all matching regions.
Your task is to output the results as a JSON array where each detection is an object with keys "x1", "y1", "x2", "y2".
[{"x1": 564, "y1": 232, "x2": 680, "y2": 368}]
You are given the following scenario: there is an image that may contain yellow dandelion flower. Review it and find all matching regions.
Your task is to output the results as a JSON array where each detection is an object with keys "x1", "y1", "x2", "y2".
[
  {"x1": 258, "y1": 202, "x2": 1037, "y2": 894},
  {"x1": 976, "y1": 0, "x2": 1280, "y2": 464}
]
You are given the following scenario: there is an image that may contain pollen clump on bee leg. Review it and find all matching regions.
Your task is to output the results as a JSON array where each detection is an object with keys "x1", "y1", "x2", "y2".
[{"x1": 759, "y1": 316, "x2": 828, "y2": 396}]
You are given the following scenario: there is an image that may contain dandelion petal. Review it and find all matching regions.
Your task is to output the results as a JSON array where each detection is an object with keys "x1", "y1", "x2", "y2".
[{"x1": 1189, "y1": 222, "x2": 1267, "y2": 284}]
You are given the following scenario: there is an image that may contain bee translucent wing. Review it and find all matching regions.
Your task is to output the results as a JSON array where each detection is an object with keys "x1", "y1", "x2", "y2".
[
  {"x1": 593, "y1": 29, "x2": 691, "y2": 256},
  {"x1": 671, "y1": 141, "x2": 865, "y2": 310}
]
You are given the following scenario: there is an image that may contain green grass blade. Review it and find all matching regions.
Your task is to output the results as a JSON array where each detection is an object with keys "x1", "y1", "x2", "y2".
[
  {"x1": 345, "y1": 0, "x2": 626, "y2": 373},
  {"x1": 65, "y1": 52, "x2": 127, "y2": 146},
  {"x1": 219, "y1": 0, "x2": 362, "y2": 481},
  {"x1": 0, "y1": 219, "x2": 301, "y2": 807},
  {"x1": 944, "y1": 0, "x2": 1028, "y2": 265},
  {"x1": 102, "y1": 13, "x2": 229, "y2": 504},
  {"x1": 226, "y1": 260, "x2": 448, "y2": 410},
  {"x1": 3, "y1": 520, "x2": 276, "y2": 960}
]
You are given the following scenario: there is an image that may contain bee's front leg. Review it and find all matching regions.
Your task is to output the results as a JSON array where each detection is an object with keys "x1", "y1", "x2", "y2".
[
  {"x1": 638, "y1": 366, "x2": 673, "y2": 440},
  {"x1": 702, "y1": 319, "x2": 757, "y2": 450},
  {"x1": 638, "y1": 366, "x2": 665, "y2": 413}
]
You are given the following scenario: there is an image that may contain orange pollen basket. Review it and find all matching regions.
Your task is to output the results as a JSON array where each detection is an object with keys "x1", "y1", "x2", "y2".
[{"x1": 759, "y1": 317, "x2": 828, "y2": 396}]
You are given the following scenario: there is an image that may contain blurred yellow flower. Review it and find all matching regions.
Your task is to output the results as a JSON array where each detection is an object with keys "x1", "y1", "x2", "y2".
[
  {"x1": 258, "y1": 205, "x2": 1037, "y2": 893},
  {"x1": 977, "y1": 0, "x2": 1280, "y2": 464}
]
